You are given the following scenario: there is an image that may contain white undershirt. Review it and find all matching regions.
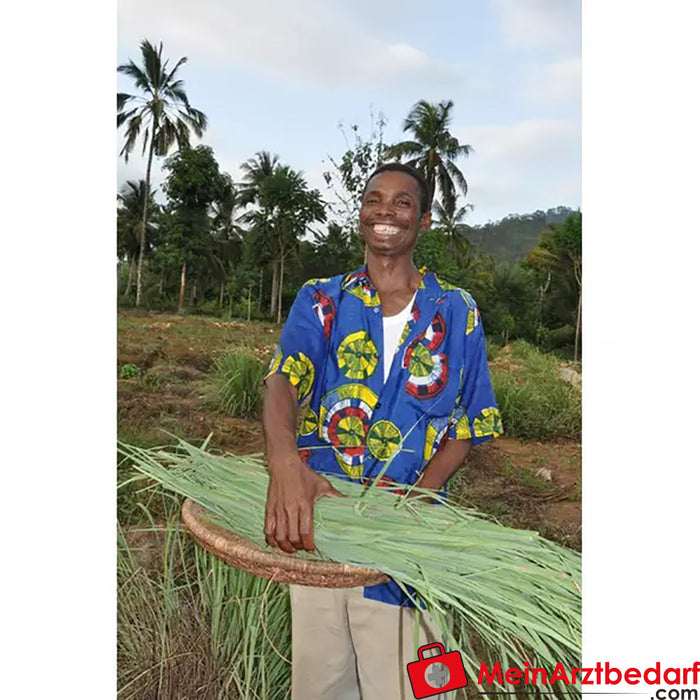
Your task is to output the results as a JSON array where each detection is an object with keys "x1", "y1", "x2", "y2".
[{"x1": 382, "y1": 292, "x2": 417, "y2": 383}]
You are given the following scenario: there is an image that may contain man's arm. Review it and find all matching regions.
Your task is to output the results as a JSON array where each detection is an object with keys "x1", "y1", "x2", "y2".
[
  {"x1": 415, "y1": 439, "x2": 471, "y2": 491},
  {"x1": 262, "y1": 374, "x2": 340, "y2": 554}
]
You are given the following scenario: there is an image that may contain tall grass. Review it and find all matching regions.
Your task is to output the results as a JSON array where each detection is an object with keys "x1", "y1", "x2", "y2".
[
  {"x1": 118, "y1": 493, "x2": 291, "y2": 700},
  {"x1": 213, "y1": 350, "x2": 266, "y2": 419},
  {"x1": 491, "y1": 340, "x2": 581, "y2": 440}
]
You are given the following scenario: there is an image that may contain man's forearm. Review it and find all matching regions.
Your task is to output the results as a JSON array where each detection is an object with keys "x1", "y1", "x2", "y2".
[
  {"x1": 262, "y1": 374, "x2": 300, "y2": 471},
  {"x1": 417, "y1": 439, "x2": 472, "y2": 491}
]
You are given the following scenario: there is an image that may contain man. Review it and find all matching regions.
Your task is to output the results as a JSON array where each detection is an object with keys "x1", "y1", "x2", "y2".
[{"x1": 262, "y1": 163, "x2": 502, "y2": 699}]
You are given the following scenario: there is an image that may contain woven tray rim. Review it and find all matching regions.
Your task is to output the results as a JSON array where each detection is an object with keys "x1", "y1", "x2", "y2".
[{"x1": 181, "y1": 498, "x2": 390, "y2": 587}]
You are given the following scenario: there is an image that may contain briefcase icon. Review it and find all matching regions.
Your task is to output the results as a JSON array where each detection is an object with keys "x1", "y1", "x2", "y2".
[{"x1": 406, "y1": 642, "x2": 468, "y2": 698}]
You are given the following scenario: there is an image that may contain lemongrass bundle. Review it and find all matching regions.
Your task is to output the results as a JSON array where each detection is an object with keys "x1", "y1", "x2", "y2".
[{"x1": 119, "y1": 438, "x2": 581, "y2": 693}]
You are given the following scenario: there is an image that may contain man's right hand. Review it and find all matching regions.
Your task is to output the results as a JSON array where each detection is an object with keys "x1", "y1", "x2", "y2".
[{"x1": 264, "y1": 456, "x2": 341, "y2": 554}]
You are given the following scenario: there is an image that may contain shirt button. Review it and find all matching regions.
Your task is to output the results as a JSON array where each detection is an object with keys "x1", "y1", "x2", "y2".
[{"x1": 374, "y1": 308, "x2": 379, "y2": 313}]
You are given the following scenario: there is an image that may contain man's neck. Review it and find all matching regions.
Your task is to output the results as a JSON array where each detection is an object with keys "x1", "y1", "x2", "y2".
[{"x1": 365, "y1": 253, "x2": 421, "y2": 295}]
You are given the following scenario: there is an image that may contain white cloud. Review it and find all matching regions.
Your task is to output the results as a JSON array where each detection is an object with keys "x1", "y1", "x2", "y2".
[
  {"x1": 118, "y1": 0, "x2": 468, "y2": 92},
  {"x1": 523, "y1": 57, "x2": 581, "y2": 104},
  {"x1": 491, "y1": 0, "x2": 581, "y2": 52},
  {"x1": 453, "y1": 119, "x2": 581, "y2": 222}
]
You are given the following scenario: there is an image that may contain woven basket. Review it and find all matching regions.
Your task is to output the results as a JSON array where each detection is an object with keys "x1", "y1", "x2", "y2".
[{"x1": 181, "y1": 499, "x2": 390, "y2": 588}]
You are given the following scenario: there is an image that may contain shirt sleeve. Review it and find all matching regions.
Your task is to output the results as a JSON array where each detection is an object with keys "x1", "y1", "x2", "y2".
[
  {"x1": 449, "y1": 298, "x2": 504, "y2": 446},
  {"x1": 263, "y1": 282, "x2": 328, "y2": 404}
]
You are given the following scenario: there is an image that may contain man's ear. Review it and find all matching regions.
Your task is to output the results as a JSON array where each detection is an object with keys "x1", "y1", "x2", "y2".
[{"x1": 420, "y1": 212, "x2": 432, "y2": 230}]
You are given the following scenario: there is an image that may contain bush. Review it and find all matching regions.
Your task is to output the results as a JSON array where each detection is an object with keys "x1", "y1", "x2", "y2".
[
  {"x1": 490, "y1": 340, "x2": 580, "y2": 440},
  {"x1": 120, "y1": 363, "x2": 141, "y2": 379},
  {"x1": 214, "y1": 350, "x2": 266, "y2": 418}
]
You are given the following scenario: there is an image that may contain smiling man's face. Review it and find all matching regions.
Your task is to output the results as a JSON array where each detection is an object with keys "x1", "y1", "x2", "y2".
[{"x1": 359, "y1": 170, "x2": 431, "y2": 259}]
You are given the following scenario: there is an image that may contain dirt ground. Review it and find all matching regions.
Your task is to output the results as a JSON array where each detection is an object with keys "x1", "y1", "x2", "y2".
[{"x1": 118, "y1": 310, "x2": 581, "y2": 551}]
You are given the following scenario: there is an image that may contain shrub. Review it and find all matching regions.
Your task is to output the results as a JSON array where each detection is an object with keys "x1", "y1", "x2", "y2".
[
  {"x1": 120, "y1": 363, "x2": 141, "y2": 379},
  {"x1": 214, "y1": 350, "x2": 266, "y2": 418},
  {"x1": 490, "y1": 340, "x2": 580, "y2": 440}
]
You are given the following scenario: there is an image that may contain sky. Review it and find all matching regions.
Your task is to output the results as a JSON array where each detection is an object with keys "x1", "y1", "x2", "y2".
[{"x1": 117, "y1": 0, "x2": 581, "y2": 225}]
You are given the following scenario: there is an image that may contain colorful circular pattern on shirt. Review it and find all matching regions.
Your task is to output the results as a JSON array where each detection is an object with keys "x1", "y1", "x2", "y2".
[
  {"x1": 334, "y1": 450, "x2": 363, "y2": 480},
  {"x1": 406, "y1": 352, "x2": 449, "y2": 399},
  {"x1": 407, "y1": 343, "x2": 435, "y2": 377},
  {"x1": 337, "y1": 330, "x2": 379, "y2": 379},
  {"x1": 473, "y1": 407, "x2": 503, "y2": 438},
  {"x1": 342, "y1": 271, "x2": 381, "y2": 307},
  {"x1": 367, "y1": 420, "x2": 403, "y2": 461},
  {"x1": 312, "y1": 289, "x2": 335, "y2": 340},
  {"x1": 423, "y1": 312, "x2": 446, "y2": 350},
  {"x1": 299, "y1": 406, "x2": 318, "y2": 436},
  {"x1": 319, "y1": 383, "x2": 378, "y2": 454},
  {"x1": 281, "y1": 353, "x2": 315, "y2": 400},
  {"x1": 267, "y1": 343, "x2": 283, "y2": 376},
  {"x1": 454, "y1": 411, "x2": 472, "y2": 440},
  {"x1": 423, "y1": 416, "x2": 451, "y2": 462}
]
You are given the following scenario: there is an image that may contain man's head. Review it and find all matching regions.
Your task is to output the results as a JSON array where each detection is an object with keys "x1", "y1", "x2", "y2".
[{"x1": 359, "y1": 163, "x2": 431, "y2": 258}]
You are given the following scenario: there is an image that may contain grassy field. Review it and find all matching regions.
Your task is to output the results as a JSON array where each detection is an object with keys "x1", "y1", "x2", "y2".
[{"x1": 117, "y1": 309, "x2": 582, "y2": 699}]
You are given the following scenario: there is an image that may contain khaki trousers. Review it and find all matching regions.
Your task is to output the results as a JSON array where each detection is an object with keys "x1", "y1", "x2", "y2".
[{"x1": 290, "y1": 584, "x2": 450, "y2": 700}]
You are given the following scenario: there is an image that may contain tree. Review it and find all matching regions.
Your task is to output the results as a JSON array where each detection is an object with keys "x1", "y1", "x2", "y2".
[
  {"x1": 161, "y1": 145, "x2": 226, "y2": 313},
  {"x1": 236, "y1": 151, "x2": 281, "y2": 312},
  {"x1": 117, "y1": 39, "x2": 207, "y2": 306},
  {"x1": 208, "y1": 174, "x2": 244, "y2": 308},
  {"x1": 525, "y1": 212, "x2": 582, "y2": 359},
  {"x1": 385, "y1": 99, "x2": 471, "y2": 213},
  {"x1": 255, "y1": 166, "x2": 326, "y2": 322},
  {"x1": 322, "y1": 113, "x2": 387, "y2": 242},
  {"x1": 117, "y1": 180, "x2": 159, "y2": 299}
]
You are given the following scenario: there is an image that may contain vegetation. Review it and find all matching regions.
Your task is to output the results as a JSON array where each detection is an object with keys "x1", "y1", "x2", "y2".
[
  {"x1": 490, "y1": 340, "x2": 581, "y2": 440},
  {"x1": 120, "y1": 440, "x2": 580, "y2": 696},
  {"x1": 118, "y1": 40, "x2": 207, "y2": 307},
  {"x1": 117, "y1": 497, "x2": 291, "y2": 699},
  {"x1": 214, "y1": 350, "x2": 266, "y2": 419}
]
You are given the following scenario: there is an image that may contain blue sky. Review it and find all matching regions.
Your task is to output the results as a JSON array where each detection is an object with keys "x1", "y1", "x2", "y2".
[{"x1": 117, "y1": 0, "x2": 581, "y2": 225}]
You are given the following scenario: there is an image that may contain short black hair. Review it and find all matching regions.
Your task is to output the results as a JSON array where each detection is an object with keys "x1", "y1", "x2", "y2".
[{"x1": 363, "y1": 162, "x2": 430, "y2": 215}]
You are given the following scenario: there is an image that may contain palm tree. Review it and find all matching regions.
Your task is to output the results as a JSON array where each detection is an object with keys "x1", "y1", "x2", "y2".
[
  {"x1": 237, "y1": 151, "x2": 281, "y2": 314},
  {"x1": 385, "y1": 99, "x2": 472, "y2": 214},
  {"x1": 432, "y1": 199, "x2": 474, "y2": 252},
  {"x1": 237, "y1": 151, "x2": 280, "y2": 207},
  {"x1": 117, "y1": 39, "x2": 207, "y2": 306},
  {"x1": 210, "y1": 174, "x2": 244, "y2": 308},
  {"x1": 117, "y1": 180, "x2": 159, "y2": 298}
]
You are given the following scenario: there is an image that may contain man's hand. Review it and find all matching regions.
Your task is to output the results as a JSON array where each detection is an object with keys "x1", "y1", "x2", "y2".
[{"x1": 264, "y1": 456, "x2": 341, "y2": 554}]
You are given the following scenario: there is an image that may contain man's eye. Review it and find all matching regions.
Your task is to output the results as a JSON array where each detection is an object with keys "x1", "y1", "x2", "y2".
[{"x1": 398, "y1": 200, "x2": 411, "y2": 207}]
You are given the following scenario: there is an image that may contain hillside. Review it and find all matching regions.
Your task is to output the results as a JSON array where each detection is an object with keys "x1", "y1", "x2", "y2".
[{"x1": 467, "y1": 206, "x2": 577, "y2": 262}]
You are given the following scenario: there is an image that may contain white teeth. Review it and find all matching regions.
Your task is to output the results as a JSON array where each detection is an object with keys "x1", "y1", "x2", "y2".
[{"x1": 373, "y1": 224, "x2": 402, "y2": 235}]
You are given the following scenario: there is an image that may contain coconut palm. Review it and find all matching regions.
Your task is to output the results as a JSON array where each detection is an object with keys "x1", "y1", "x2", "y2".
[
  {"x1": 237, "y1": 151, "x2": 281, "y2": 208},
  {"x1": 117, "y1": 39, "x2": 207, "y2": 306},
  {"x1": 432, "y1": 199, "x2": 474, "y2": 252},
  {"x1": 386, "y1": 99, "x2": 472, "y2": 214},
  {"x1": 117, "y1": 180, "x2": 159, "y2": 299}
]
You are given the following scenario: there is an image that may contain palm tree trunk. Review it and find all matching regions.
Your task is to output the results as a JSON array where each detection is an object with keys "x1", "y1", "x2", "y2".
[
  {"x1": 574, "y1": 287, "x2": 582, "y2": 363},
  {"x1": 258, "y1": 269, "x2": 263, "y2": 312},
  {"x1": 178, "y1": 261, "x2": 187, "y2": 315},
  {"x1": 136, "y1": 132, "x2": 156, "y2": 307},
  {"x1": 277, "y1": 255, "x2": 284, "y2": 324},
  {"x1": 124, "y1": 257, "x2": 136, "y2": 299},
  {"x1": 247, "y1": 286, "x2": 252, "y2": 322},
  {"x1": 270, "y1": 262, "x2": 279, "y2": 319},
  {"x1": 191, "y1": 278, "x2": 198, "y2": 308},
  {"x1": 219, "y1": 281, "x2": 225, "y2": 309}
]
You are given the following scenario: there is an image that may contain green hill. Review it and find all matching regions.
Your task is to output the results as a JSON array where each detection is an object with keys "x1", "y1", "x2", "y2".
[{"x1": 467, "y1": 206, "x2": 577, "y2": 262}]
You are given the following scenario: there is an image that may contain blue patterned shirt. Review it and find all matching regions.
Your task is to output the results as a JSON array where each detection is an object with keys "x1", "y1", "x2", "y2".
[{"x1": 265, "y1": 265, "x2": 503, "y2": 605}]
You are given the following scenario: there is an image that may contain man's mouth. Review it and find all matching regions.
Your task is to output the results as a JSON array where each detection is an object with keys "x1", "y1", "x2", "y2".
[{"x1": 371, "y1": 224, "x2": 403, "y2": 236}]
